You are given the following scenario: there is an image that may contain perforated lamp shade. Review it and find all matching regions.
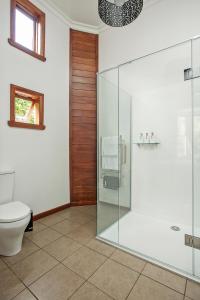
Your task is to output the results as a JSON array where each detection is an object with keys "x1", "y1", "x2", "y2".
[{"x1": 98, "y1": 0, "x2": 143, "y2": 27}]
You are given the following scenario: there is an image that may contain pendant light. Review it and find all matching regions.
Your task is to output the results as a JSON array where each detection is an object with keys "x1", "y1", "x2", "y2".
[{"x1": 98, "y1": 0, "x2": 143, "y2": 27}]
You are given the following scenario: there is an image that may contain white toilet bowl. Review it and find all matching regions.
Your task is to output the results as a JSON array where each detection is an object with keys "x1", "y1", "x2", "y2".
[{"x1": 0, "y1": 201, "x2": 31, "y2": 256}]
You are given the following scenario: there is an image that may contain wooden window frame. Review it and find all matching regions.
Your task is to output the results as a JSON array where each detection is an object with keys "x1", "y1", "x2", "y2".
[
  {"x1": 8, "y1": 84, "x2": 46, "y2": 130},
  {"x1": 8, "y1": 0, "x2": 46, "y2": 62}
]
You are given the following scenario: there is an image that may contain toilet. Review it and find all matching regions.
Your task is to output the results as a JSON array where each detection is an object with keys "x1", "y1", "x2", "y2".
[{"x1": 0, "y1": 171, "x2": 31, "y2": 256}]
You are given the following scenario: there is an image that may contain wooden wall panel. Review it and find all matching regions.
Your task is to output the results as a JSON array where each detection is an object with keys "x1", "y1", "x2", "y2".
[{"x1": 70, "y1": 29, "x2": 98, "y2": 206}]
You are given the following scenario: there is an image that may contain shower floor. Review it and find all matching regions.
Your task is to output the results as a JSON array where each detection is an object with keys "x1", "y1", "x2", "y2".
[{"x1": 99, "y1": 210, "x2": 194, "y2": 275}]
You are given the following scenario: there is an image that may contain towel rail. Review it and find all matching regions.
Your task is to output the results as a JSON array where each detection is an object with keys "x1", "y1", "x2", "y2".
[{"x1": 0, "y1": 170, "x2": 15, "y2": 175}]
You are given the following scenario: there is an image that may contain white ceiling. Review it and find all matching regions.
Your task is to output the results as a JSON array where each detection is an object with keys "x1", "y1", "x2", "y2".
[{"x1": 45, "y1": 0, "x2": 151, "y2": 28}]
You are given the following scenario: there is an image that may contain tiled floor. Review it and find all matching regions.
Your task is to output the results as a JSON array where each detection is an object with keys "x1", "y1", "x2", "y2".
[{"x1": 0, "y1": 205, "x2": 200, "y2": 300}]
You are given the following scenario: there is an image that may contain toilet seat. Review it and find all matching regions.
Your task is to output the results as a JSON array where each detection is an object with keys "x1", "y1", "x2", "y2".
[{"x1": 0, "y1": 201, "x2": 31, "y2": 223}]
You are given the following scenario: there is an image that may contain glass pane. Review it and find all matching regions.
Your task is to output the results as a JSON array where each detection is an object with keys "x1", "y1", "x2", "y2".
[
  {"x1": 15, "y1": 8, "x2": 34, "y2": 50},
  {"x1": 15, "y1": 98, "x2": 37, "y2": 124},
  {"x1": 117, "y1": 41, "x2": 193, "y2": 275},
  {"x1": 97, "y1": 69, "x2": 119, "y2": 244},
  {"x1": 118, "y1": 76, "x2": 132, "y2": 240},
  {"x1": 192, "y1": 37, "x2": 200, "y2": 278}
]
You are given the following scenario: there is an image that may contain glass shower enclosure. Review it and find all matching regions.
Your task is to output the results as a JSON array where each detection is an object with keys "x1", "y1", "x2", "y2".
[{"x1": 97, "y1": 37, "x2": 200, "y2": 280}]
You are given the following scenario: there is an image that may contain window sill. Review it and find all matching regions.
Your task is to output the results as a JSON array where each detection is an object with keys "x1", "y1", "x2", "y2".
[
  {"x1": 8, "y1": 39, "x2": 46, "y2": 62},
  {"x1": 8, "y1": 121, "x2": 46, "y2": 130}
]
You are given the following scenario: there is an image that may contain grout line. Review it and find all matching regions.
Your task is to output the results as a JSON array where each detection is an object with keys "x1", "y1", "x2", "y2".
[
  {"x1": 10, "y1": 288, "x2": 27, "y2": 300},
  {"x1": 2, "y1": 249, "x2": 40, "y2": 268},
  {"x1": 184, "y1": 279, "x2": 188, "y2": 296},
  {"x1": 67, "y1": 255, "x2": 114, "y2": 300},
  {"x1": 3, "y1": 263, "x2": 27, "y2": 299},
  {"x1": 27, "y1": 288, "x2": 40, "y2": 300},
  {"x1": 125, "y1": 273, "x2": 141, "y2": 300},
  {"x1": 25, "y1": 261, "x2": 60, "y2": 288},
  {"x1": 27, "y1": 235, "x2": 63, "y2": 251},
  {"x1": 35, "y1": 213, "x2": 95, "y2": 235},
  {"x1": 109, "y1": 255, "x2": 146, "y2": 274},
  {"x1": 125, "y1": 260, "x2": 147, "y2": 299},
  {"x1": 60, "y1": 250, "x2": 108, "y2": 280},
  {"x1": 25, "y1": 226, "x2": 47, "y2": 239},
  {"x1": 11, "y1": 286, "x2": 40, "y2": 300},
  {"x1": 42, "y1": 242, "x2": 84, "y2": 263},
  {"x1": 141, "y1": 274, "x2": 186, "y2": 296},
  {"x1": 124, "y1": 261, "x2": 148, "y2": 299},
  {"x1": 85, "y1": 281, "x2": 115, "y2": 300},
  {"x1": 8, "y1": 250, "x2": 60, "y2": 287}
]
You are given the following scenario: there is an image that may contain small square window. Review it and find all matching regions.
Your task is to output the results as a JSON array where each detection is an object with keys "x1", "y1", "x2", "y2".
[
  {"x1": 8, "y1": 84, "x2": 45, "y2": 130},
  {"x1": 8, "y1": 0, "x2": 46, "y2": 61}
]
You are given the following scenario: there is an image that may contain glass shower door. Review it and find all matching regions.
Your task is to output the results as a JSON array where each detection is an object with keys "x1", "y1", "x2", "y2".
[
  {"x1": 118, "y1": 40, "x2": 194, "y2": 275},
  {"x1": 118, "y1": 81, "x2": 132, "y2": 236},
  {"x1": 97, "y1": 69, "x2": 119, "y2": 244}
]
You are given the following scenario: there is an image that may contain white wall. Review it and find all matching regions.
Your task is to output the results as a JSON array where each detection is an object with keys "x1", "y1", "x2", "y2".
[
  {"x1": 0, "y1": 0, "x2": 70, "y2": 215},
  {"x1": 99, "y1": 0, "x2": 200, "y2": 71}
]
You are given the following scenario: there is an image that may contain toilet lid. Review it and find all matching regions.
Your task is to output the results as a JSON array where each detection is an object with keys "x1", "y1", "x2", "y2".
[{"x1": 0, "y1": 201, "x2": 31, "y2": 223}]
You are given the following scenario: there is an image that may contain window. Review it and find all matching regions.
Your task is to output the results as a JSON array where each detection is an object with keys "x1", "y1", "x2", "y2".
[
  {"x1": 8, "y1": 84, "x2": 45, "y2": 130},
  {"x1": 8, "y1": 0, "x2": 46, "y2": 61}
]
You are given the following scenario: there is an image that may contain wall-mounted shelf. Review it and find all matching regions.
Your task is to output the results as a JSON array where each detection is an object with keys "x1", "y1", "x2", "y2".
[
  {"x1": 133, "y1": 133, "x2": 160, "y2": 146},
  {"x1": 133, "y1": 142, "x2": 160, "y2": 145}
]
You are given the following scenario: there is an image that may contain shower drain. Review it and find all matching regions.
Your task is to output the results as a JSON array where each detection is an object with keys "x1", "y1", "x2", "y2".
[{"x1": 170, "y1": 226, "x2": 181, "y2": 231}]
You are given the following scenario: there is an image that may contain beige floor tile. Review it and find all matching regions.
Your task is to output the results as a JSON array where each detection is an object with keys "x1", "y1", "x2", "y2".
[
  {"x1": 70, "y1": 282, "x2": 112, "y2": 300},
  {"x1": 185, "y1": 280, "x2": 200, "y2": 300},
  {"x1": 31, "y1": 221, "x2": 47, "y2": 232},
  {"x1": 0, "y1": 268, "x2": 25, "y2": 300},
  {"x1": 69, "y1": 206, "x2": 84, "y2": 212},
  {"x1": 142, "y1": 263, "x2": 186, "y2": 294},
  {"x1": 89, "y1": 259, "x2": 139, "y2": 300},
  {"x1": 51, "y1": 219, "x2": 81, "y2": 235},
  {"x1": 76, "y1": 205, "x2": 97, "y2": 217},
  {"x1": 13, "y1": 289, "x2": 37, "y2": 300},
  {"x1": 55, "y1": 208, "x2": 76, "y2": 219},
  {"x1": 43, "y1": 236, "x2": 81, "y2": 261},
  {"x1": 39, "y1": 214, "x2": 65, "y2": 226},
  {"x1": 67, "y1": 227, "x2": 95, "y2": 245},
  {"x1": 66, "y1": 212, "x2": 94, "y2": 225},
  {"x1": 24, "y1": 221, "x2": 47, "y2": 239},
  {"x1": 184, "y1": 298, "x2": 191, "y2": 300},
  {"x1": 111, "y1": 249, "x2": 146, "y2": 273},
  {"x1": 87, "y1": 239, "x2": 115, "y2": 257},
  {"x1": 3, "y1": 238, "x2": 39, "y2": 265},
  {"x1": 0, "y1": 258, "x2": 8, "y2": 271},
  {"x1": 97, "y1": 203, "x2": 129, "y2": 233},
  {"x1": 83, "y1": 220, "x2": 97, "y2": 234},
  {"x1": 11, "y1": 250, "x2": 58, "y2": 286},
  {"x1": 127, "y1": 275, "x2": 183, "y2": 300},
  {"x1": 29, "y1": 264, "x2": 84, "y2": 300},
  {"x1": 63, "y1": 246, "x2": 107, "y2": 279},
  {"x1": 85, "y1": 205, "x2": 97, "y2": 217},
  {"x1": 27, "y1": 228, "x2": 62, "y2": 248}
]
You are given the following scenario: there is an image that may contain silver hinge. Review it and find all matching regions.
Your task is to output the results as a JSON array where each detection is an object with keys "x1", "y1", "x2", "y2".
[
  {"x1": 184, "y1": 68, "x2": 193, "y2": 81},
  {"x1": 184, "y1": 68, "x2": 200, "y2": 81},
  {"x1": 185, "y1": 234, "x2": 200, "y2": 250}
]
